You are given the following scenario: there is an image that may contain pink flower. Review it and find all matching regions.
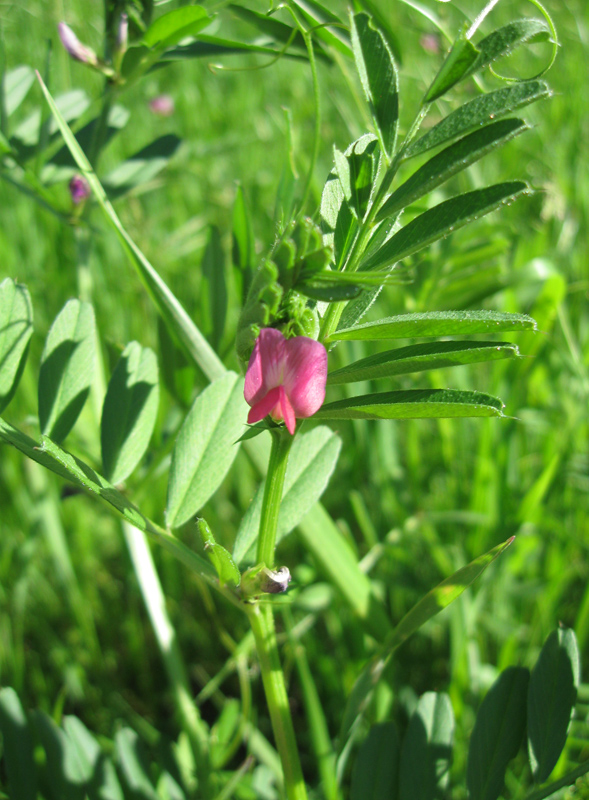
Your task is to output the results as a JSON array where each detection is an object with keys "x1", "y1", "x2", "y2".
[
  {"x1": 244, "y1": 328, "x2": 327, "y2": 435},
  {"x1": 58, "y1": 22, "x2": 98, "y2": 66},
  {"x1": 149, "y1": 95, "x2": 175, "y2": 117},
  {"x1": 69, "y1": 174, "x2": 90, "y2": 205}
]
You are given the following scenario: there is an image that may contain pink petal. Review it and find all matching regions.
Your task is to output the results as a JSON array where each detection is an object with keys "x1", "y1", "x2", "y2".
[
  {"x1": 244, "y1": 328, "x2": 287, "y2": 406},
  {"x1": 246, "y1": 385, "x2": 296, "y2": 434},
  {"x1": 277, "y1": 385, "x2": 296, "y2": 435},
  {"x1": 282, "y1": 337, "x2": 328, "y2": 418},
  {"x1": 247, "y1": 386, "x2": 282, "y2": 425}
]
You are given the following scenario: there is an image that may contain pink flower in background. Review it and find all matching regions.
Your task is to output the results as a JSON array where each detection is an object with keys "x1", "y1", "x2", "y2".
[
  {"x1": 244, "y1": 328, "x2": 328, "y2": 435},
  {"x1": 149, "y1": 95, "x2": 175, "y2": 117},
  {"x1": 69, "y1": 174, "x2": 90, "y2": 205},
  {"x1": 58, "y1": 22, "x2": 98, "y2": 66}
]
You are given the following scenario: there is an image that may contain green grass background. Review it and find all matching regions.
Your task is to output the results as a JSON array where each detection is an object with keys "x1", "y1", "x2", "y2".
[{"x1": 0, "y1": 0, "x2": 588, "y2": 795}]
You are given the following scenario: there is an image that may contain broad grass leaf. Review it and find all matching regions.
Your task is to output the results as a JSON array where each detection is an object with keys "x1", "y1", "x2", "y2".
[
  {"x1": 399, "y1": 692, "x2": 454, "y2": 799},
  {"x1": 0, "y1": 687, "x2": 37, "y2": 800},
  {"x1": 297, "y1": 503, "x2": 391, "y2": 641},
  {"x1": 201, "y1": 225, "x2": 227, "y2": 353},
  {"x1": 274, "y1": 107, "x2": 297, "y2": 227},
  {"x1": 406, "y1": 81, "x2": 551, "y2": 159},
  {"x1": 32, "y1": 710, "x2": 89, "y2": 798},
  {"x1": 350, "y1": 721, "x2": 400, "y2": 800},
  {"x1": 0, "y1": 417, "x2": 216, "y2": 582},
  {"x1": 4, "y1": 65, "x2": 35, "y2": 116},
  {"x1": 528, "y1": 628, "x2": 580, "y2": 783},
  {"x1": 351, "y1": 13, "x2": 399, "y2": 158},
  {"x1": 233, "y1": 426, "x2": 342, "y2": 564},
  {"x1": 103, "y1": 134, "x2": 181, "y2": 200},
  {"x1": 143, "y1": 6, "x2": 211, "y2": 49},
  {"x1": 166, "y1": 372, "x2": 247, "y2": 529},
  {"x1": 0, "y1": 278, "x2": 33, "y2": 413},
  {"x1": 327, "y1": 341, "x2": 520, "y2": 385},
  {"x1": 198, "y1": 518, "x2": 240, "y2": 588},
  {"x1": 361, "y1": 182, "x2": 530, "y2": 271},
  {"x1": 315, "y1": 389, "x2": 505, "y2": 421},
  {"x1": 330, "y1": 310, "x2": 537, "y2": 341},
  {"x1": 38, "y1": 299, "x2": 96, "y2": 443},
  {"x1": 115, "y1": 728, "x2": 159, "y2": 800},
  {"x1": 36, "y1": 73, "x2": 226, "y2": 384},
  {"x1": 467, "y1": 667, "x2": 529, "y2": 800},
  {"x1": 377, "y1": 119, "x2": 529, "y2": 221},
  {"x1": 101, "y1": 342, "x2": 159, "y2": 485},
  {"x1": 339, "y1": 538, "x2": 514, "y2": 745}
]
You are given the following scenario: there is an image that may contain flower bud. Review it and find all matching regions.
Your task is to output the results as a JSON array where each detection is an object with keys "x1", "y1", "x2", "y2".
[
  {"x1": 58, "y1": 22, "x2": 98, "y2": 66},
  {"x1": 241, "y1": 564, "x2": 292, "y2": 598},
  {"x1": 116, "y1": 13, "x2": 128, "y2": 55},
  {"x1": 149, "y1": 95, "x2": 175, "y2": 117},
  {"x1": 69, "y1": 174, "x2": 90, "y2": 205}
]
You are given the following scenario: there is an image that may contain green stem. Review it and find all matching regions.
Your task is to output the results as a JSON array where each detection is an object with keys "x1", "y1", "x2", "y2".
[
  {"x1": 318, "y1": 105, "x2": 430, "y2": 344},
  {"x1": 256, "y1": 429, "x2": 293, "y2": 568},
  {"x1": 247, "y1": 603, "x2": 307, "y2": 800},
  {"x1": 248, "y1": 428, "x2": 306, "y2": 799}
]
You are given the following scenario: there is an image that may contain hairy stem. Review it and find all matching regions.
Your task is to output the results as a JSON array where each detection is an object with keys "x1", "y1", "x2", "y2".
[
  {"x1": 247, "y1": 603, "x2": 307, "y2": 800},
  {"x1": 256, "y1": 429, "x2": 293, "y2": 568}
]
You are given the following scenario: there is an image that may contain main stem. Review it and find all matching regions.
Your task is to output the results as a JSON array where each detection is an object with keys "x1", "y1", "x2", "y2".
[
  {"x1": 256, "y1": 429, "x2": 293, "y2": 568},
  {"x1": 249, "y1": 429, "x2": 307, "y2": 800}
]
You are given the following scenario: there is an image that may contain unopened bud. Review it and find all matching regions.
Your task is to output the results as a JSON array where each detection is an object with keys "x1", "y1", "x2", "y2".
[
  {"x1": 58, "y1": 22, "x2": 99, "y2": 66},
  {"x1": 116, "y1": 13, "x2": 128, "y2": 56},
  {"x1": 241, "y1": 564, "x2": 292, "y2": 598},
  {"x1": 149, "y1": 94, "x2": 175, "y2": 117},
  {"x1": 69, "y1": 174, "x2": 90, "y2": 205}
]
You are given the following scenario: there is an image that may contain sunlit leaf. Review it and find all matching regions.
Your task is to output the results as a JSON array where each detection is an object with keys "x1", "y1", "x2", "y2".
[
  {"x1": 0, "y1": 278, "x2": 33, "y2": 413},
  {"x1": 329, "y1": 310, "x2": 537, "y2": 341},
  {"x1": 361, "y1": 182, "x2": 530, "y2": 271},
  {"x1": 143, "y1": 6, "x2": 211, "y2": 49},
  {"x1": 101, "y1": 342, "x2": 159, "y2": 485},
  {"x1": 4, "y1": 65, "x2": 35, "y2": 116},
  {"x1": 316, "y1": 388, "x2": 505, "y2": 420},
  {"x1": 166, "y1": 372, "x2": 247, "y2": 529},
  {"x1": 377, "y1": 119, "x2": 529, "y2": 220},
  {"x1": 38, "y1": 299, "x2": 96, "y2": 443},
  {"x1": 327, "y1": 341, "x2": 520, "y2": 385},
  {"x1": 406, "y1": 80, "x2": 551, "y2": 159},
  {"x1": 351, "y1": 13, "x2": 399, "y2": 158}
]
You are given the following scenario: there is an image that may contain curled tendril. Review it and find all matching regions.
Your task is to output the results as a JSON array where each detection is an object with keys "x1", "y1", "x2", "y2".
[{"x1": 488, "y1": 0, "x2": 559, "y2": 82}]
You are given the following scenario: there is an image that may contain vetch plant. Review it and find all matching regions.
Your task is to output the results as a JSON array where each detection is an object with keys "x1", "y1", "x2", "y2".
[{"x1": 0, "y1": 2, "x2": 585, "y2": 800}]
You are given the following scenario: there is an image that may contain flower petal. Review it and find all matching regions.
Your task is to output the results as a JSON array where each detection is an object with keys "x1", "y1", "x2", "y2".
[
  {"x1": 277, "y1": 385, "x2": 296, "y2": 435},
  {"x1": 244, "y1": 328, "x2": 287, "y2": 406},
  {"x1": 247, "y1": 386, "x2": 282, "y2": 425},
  {"x1": 282, "y1": 337, "x2": 328, "y2": 418}
]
